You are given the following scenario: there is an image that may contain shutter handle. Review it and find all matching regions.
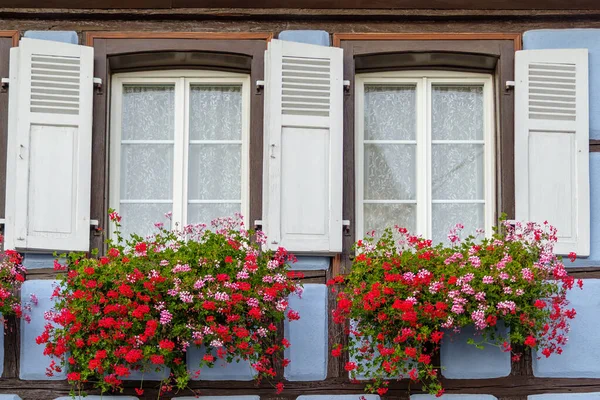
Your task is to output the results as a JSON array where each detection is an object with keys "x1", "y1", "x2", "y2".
[{"x1": 19, "y1": 144, "x2": 25, "y2": 160}]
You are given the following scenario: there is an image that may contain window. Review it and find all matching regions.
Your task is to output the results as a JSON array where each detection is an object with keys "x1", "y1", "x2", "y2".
[
  {"x1": 355, "y1": 70, "x2": 495, "y2": 244},
  {"x1": 109, "y1": 70, "x2": 250, "y2": 237}
]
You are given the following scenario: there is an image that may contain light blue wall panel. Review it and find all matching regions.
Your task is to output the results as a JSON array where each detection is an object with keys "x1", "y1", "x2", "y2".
[
  {"x1": 187, "y1": 345, "x2": 254, "y2": 381},
  {"x1": 284, "y1": 283, "x2": 328, "y2": 381},
  {"x1": 440, "y1": 322, "x2": 511, "y2": 378},
  {"x1": 23, "y1": 31, "x2": 78, "y2": 44},
  {"x1": 289, "y1": 256, "x2": 330, "y2": 271},
  {"x1": 55, "y1": 397, "x2": 138, "y2": 400},
  {"x1": 22, "y1": 253, "x2": 56, "y2": 270},
  {"x1": 412, "y1": 396, "x2": 497, "y2": 400},
  {"x1": 278, "y1": 30, "x2": 330, "y2": 46},
  {"x1": 123, "y1": 365, "x2": 170, "y2": 381},
  {"x1": 298, "y1": 396, "x2": 380, "y2": 400},
  {"x1": 20, "y1": 280, "x2": 65, "y2": 380},
  {"x1": 533, "y1": 279, "x2": 600, "y2": 377},
  {"x1": 174, "y1": 397, "x2": 259, "y2": 400},
  {"x1": 529, "y1": 394, "x2": 600, "y2": 399}
]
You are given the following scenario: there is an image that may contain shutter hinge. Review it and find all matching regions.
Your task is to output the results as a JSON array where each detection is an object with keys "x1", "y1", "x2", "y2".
[
  {"x1": 254, "y1": 219, "x2": 263, "y2": 231},
  {"x1": 505, "y1": 80, "x2": 515, "y2": 91},
  {"x1": 343, "y1": 219, "x2": 351, "y2": 236},
  {"x1": 1, "y1": 78, "x2": 9, "y2": 90},
  {"x1": 90, "y1": 219, "x2": 103, "y2": 236},
  {"x1": 343, "y1": 80, "x2": 351, "y2": 93},
  {"x1": 93, "y1": 77, "x2": 103, "y2": 94},
  {"x1": 256, "y1": 80, "x2": 265, "y2": 95}
]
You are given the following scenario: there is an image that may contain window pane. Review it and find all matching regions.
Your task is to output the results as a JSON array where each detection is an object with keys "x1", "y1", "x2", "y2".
[
  {"x1": 364, "y1": 144, "x2": 416, "y2": 200},
  {"x1": 364, "y1": 85, "x2": 416, "y2": 140},
  {"x1": 122, "y1": 85, "x2": 175, "y2": 140},
  {"x1": 189, "y1": 85, "x2": 242, "y2": 141},
  {"x1": 187, "y1": 203, "x2": 241, "y2": 226},
  {"x1": 188, "y1": 144, "x2": 241, "y2": 200},
  {"x1": 432, "y1": 85, "x2": 483, "y2": 140},
  {"x1": 432, "y1": 203, "x2": 484, "y2": 245},
  {"x1": 120, "y1": 144, "x2": 173, "y2": 200},
  {"x1": 432, "y1": 144, "x2": 484, "y2": 200},
  {"x1": 119, "y1": 203, "x2": 173, "y2": 239},
  {"x1": 364, "y1": 203, "x2": 416, "y2": 237}
]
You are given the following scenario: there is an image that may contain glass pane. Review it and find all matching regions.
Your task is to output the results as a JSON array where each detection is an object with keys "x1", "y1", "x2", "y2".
[
  {"x1": 188, "y1": 144, "x2": 241, "y2": 200},
  {"x1": 187, "y1": 203, "x2": 241, "y2": 226},
  {"x1": 364, "y1": 144, "x2": 416, "y2": 200},
  {"x1": 122, "y1": 85, "x2": 175, "y2": 140},
  {"x1": 432, "y1": 85, "x2": 484, "y2": 141},
  {"x1": 432, "y1": 144, "x2": 484, "y2": 200},
  {"x1": 432, "y1": 203, "x2": 484, "y2": 245},
  {"x1": 119, "y1": 203, "x2": 173, "y2": 239},
  {"x1": 121, "y1": 144, "x2": 173, "y2": 200},
  {"x1": 364, "y1": 85, "x2": 416, "y2": 140},
  {"x1": 189, "y1": 85, "x2": 242, "y2": 141},
  {"x1": 363, "y1": 203, "x2": 416, "y2": 237}
]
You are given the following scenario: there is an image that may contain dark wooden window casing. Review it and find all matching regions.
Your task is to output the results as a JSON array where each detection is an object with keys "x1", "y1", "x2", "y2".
[
  {"x1": 335, "y1": 33, "x2": 519, "y2": 274},
  {"x1": 86, "y1": 32, "x2": 271, "y2": 252}
]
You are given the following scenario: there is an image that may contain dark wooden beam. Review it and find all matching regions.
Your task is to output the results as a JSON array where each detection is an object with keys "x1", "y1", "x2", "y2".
[
  {"x1": 6, "y1": 376, "x2": 600, "y2": 398},
  {"x1": 3, "y1": 0, "x2": 600, "y2": 9}
]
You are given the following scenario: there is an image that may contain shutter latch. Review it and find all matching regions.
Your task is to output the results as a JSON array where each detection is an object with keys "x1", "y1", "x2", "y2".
[
  {"x1": 505, "y1": 81, "x2": 515, "y2": 91},
  {"x1": 1, "y1": 78, "x2": 9, "y2": 90},
  {"x1": 254, "y1": 219, "x2": 263, "y2": 231},
  {"x1": 343, "y1": 219, "x2": 351, "y2": 236}
]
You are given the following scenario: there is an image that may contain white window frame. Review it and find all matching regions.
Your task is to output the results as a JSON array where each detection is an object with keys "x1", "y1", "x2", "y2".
[
  {"x1": 109, "y1": 70, "x2": 251, "y2": 233},
  {"x1": 355, "y1": 70, "x2": 495, "y2": 241}
]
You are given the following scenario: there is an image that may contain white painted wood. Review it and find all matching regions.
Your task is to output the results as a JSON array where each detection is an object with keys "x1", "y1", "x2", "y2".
[
  {"x1": 109, "y1": 71, "x2": 250, "y2": 236},
  {"x1": 355, "y1": 71, "x2": 495, "y2": 241},
  {"x1": 515, "y1": 49, "x2": 590, "y2": 256},
  {"x1": 4, "y1": 38, "x2": 94, "y2": 251},
  {"x1": 263, "y1": 39, "x2": 343, "y2": 253}
]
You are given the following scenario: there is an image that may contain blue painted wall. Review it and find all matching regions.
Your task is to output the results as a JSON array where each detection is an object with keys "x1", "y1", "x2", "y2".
[{"x1": 524, "y1": 29, "x2": 600, "y2": 266}]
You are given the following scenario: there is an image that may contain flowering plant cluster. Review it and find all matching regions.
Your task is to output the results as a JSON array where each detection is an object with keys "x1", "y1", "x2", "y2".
[
  {"x1": 37, "y1": 212, "x2": 302, "y2": 397},
  {"x1": 0, "y1": 237, "x2": 33, "y2": 322},
  {"x1": 330, "y1": 220, "x2": 581, "y2": 397}
]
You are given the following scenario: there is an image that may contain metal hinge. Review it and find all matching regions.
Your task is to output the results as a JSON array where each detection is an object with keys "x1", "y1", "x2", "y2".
[
  {"x1": 343, "y1": 80, "x2": 351, "y2": 93},
  {"x1": 1, "y1": 78, "x2": 9, "y2": 90},
  {"x1": 343, "y1": 219, "x2": 351, "y2": 236},
  {"x1": 256, "y1": 80, "x2": 265, "y2": 94},
  {"x1": 93, "y1": 77, "x2": 103, "y2": 94},
  {"x1": 505, "y1": 81, "x2": 515, "y2": 90},
  {"x1": 254, "y1": 219, "x2": 263, "y2": 230}
]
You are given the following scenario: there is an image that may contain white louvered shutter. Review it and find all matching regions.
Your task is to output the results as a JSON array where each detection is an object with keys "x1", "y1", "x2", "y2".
[
  {"x1": 514, "y1": 48, "x2": 590, "y2": 256},
  {"x1": 263, "y1": 39, "x2": 343, "y2": 253},
  {"x1": 4, "y1": 38, "x2": 94, "y2": 252}
]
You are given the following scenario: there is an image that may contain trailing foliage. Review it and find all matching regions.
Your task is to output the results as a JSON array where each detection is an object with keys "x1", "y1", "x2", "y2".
[
  {"x1": 37, "y1": 212, "x2": 302, "y2": 397},
  {"x1": 330, "y1": 220, "x2": 581, "y2": 396},
  {"x1": 0, "y1": 239, "x2": 32, "y2": 322}
]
